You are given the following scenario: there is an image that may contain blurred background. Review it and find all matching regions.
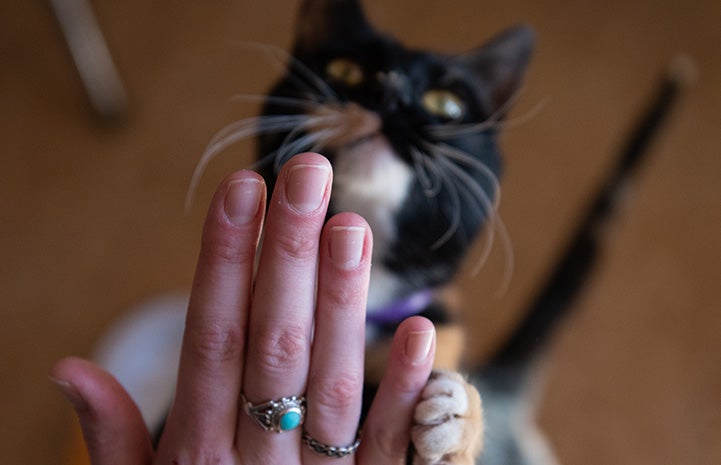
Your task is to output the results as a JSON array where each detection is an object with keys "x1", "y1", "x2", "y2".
[{"x1": 2, "y1": 1, "x2": 719, "y2": 464}]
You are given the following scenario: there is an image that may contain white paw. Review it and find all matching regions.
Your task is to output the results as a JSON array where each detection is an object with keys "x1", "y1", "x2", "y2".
[{"x1": 411, "y1": 370, "x2": 483, "y2": 465}]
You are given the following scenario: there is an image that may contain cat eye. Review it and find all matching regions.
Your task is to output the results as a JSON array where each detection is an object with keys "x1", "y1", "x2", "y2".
[
  {"x1": 422, "y1": 89, "x2": 466, "y2": 120},
  {"x1": 325, "y1": 58, "x2": 364, "y2": 87}
]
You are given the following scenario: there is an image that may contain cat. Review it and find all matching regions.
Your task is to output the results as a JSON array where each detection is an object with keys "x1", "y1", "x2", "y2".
[
  {"x1": 227, "y1": 2, "x2": 689, "y2": 464},
  {"x1": 63, "y1": 2, "x2": 690, "y2": 465},
  {"x1": 238, "y1": 1, "x2": 534, "y2": 464}
]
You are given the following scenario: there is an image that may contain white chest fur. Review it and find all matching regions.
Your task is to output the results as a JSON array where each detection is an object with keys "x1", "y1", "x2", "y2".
[{"x1": 331, "y1": 135, "x2": 414, "y2": 310}]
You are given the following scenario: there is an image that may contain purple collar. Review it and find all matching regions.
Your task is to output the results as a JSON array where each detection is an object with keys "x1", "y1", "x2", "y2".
[{"x1": 366, "y1": 289, "x2": 435, "y2": 325}]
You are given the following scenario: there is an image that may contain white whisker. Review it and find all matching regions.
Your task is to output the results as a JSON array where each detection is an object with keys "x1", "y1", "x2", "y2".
[
  {"x1": 432, "y1": 151, "x2": 514, "y2": 291},
  {"x1": 229, "y1": 41, "x2": 337, "y2": 102},
  {"x1": 435, "y1": 155, "x2": 497, "y2": 265},
  {"x1": 427, "y1": 118, "x2": 497, "y2": 139},
  {"x1": 249, "y1": 125, "x2": 338, "y2": 174},
  {"x1": 275, "y1": 129, "x2": 335, "y2": 170},
  {"x1": 426, "y1": 93, "x2": 550, "y2": 140},
  {"x1": 270, "y1": 113, "x2": 339, "y2": 172},
  {"x1": 186, "y1": 114, "x2": 311, "y2": 211},
  {"x1": 207, "y1": 115, "x2": 302, "y2": 148},
  {"x1": 427, "y1": 142, "x2": 501, "y2": 210},
  {"x1": 230, "y1": 94, "x2": 323, "y2": 112},
  {"x1": 497, "y1": 95, "x2": 549, "y2": 131},
  {"x1": 481, "y1": 212, "x2": 514, "y2": 298},
  {"x1": 431, "y1": 165, "x2": 463, "y2": 249},
  {"x1": 410, "y1": 147, "x2": 442, "y2": 197},
  {"x1": 426, "y1": 86, "x2": 534, "y2": 139}
]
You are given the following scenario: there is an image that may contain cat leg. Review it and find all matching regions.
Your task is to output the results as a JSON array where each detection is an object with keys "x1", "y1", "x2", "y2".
[{"x1": 411, "y1": 370, "x2": 483, "y2": 465}]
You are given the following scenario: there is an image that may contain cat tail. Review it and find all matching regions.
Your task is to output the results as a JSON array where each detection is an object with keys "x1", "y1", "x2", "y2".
[
  {"x1": 470, "y1": 55, "x2": 696, "y2": 465},
  {"x1": 478, "y1": 54, "x2": 697, "y2": 385}
]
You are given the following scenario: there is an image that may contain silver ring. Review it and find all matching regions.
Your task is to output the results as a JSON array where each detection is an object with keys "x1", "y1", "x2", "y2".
[
  {"x1": 302, "y1": 430, "x2": 361, "y2": 458},
  {"x1": 241, "y1": 393, "x2": 306, "y2": 433}
]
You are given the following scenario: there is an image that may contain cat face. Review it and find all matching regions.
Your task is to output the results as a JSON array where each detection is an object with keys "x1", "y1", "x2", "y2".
[{"x1": 256, "y1": 0, "x2": 534, "y2": 306}]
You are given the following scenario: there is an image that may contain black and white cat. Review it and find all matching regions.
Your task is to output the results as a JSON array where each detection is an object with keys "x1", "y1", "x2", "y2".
[{"x1": 244, "y1": 1, "x2": 533, "y2": 464}]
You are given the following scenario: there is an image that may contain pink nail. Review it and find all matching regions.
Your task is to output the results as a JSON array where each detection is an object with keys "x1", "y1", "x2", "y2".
[
  {"x1": 225, "y1": 178, "x2": 263, "y2": 225},
  {"x1": 405, "y1": 329, "x2": 434, "y2": 365},
  {"x1": 49, "y1": 376, "x2": 88, "y2": 411},
  {"x1": 285, "y1": 164, "x2": 330, "y2": 214},
  {"x1": 330, "y1": 226, "x2": 366, "y2": 270}
]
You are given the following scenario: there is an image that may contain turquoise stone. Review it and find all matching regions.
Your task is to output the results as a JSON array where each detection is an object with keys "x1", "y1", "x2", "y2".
[{"x1": 279, "y1": 410, "x2": 301, "y2": 431}]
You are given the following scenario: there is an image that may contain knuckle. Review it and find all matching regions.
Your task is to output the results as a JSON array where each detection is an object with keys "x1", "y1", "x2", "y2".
[
  {"x1": 273, "y1": 229, "x2": 318, "y2": 261},
  {"x1": 161, "y1": 452, "x2": 225, "y2": 465},
  {"x1": 187, "y1": 320, "x2": 244, "y2": 364},
  {"x1": 252, "y1": 324, "x2": 309, "y2": 372},
  {"x1": 311, "y1": 371, "x2": 363, "y2": 413},
  {"x1": 369, "y1": 426, "x2": 409, "y2": 459},
  {"x1": 201, "y1": 229, "x2": 256, "y2": 266},
  {"x1": 82, "y1": 430, "x2": 117, "y2": 460},
  {"x1": 392, "y1": 375, "x2": 426, "y2": 395},
  {"x1": 324, "y1": 284, "x2": 365, "y2": 309}
]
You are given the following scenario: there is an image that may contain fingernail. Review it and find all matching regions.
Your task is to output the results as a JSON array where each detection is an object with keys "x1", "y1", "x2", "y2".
[
  {"x1": 405, "y1": 329, "x2": 434, "y2": 365},
  {"x1": 49, "y1": 376, "x2": 88, "y2": 411},
  {"x1": 225, "y1": 178, "x2": 263, "y2": 225},
  {"x1": 330, "y1": 226, "x2": 366, "y2": 270},
  {"x1": 286, "y1": 164, "x2": 330, "y2": 214}
]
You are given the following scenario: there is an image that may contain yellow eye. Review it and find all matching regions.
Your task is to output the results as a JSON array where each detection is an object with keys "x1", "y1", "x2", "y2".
[
  {"x1": 422, "y1": 89, "x2": 466, "y2": 120},
  {"x1": 325, "y1": 58, "x2": 364, "y2": 87}
]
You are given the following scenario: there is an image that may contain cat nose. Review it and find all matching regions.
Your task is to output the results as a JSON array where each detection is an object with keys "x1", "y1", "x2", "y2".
[{"x1": 377, "y1": 70, "x2": 412, "y2": 112}]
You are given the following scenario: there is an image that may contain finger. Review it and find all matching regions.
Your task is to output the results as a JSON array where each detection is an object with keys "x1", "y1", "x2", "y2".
[
  {"x1": 50, "y1": 357, "x2": 154, "y2": 465},
  {"x1": 302, "y1": 213, "x2": 372, "y2": 464},
  {"x1": 357, "y1": 317, "x2": 436, "y2": 465},
  {"x1": 237, "y1": 153, "x2": 331, "y2": 457},
  {"x1": 161, "y1": 170, "x2": 265, "y2": 455}
]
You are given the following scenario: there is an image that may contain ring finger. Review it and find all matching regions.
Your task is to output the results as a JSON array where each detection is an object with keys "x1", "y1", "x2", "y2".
[{"x1": 302, "y1": 213, "x2": 372, "y2": 465}]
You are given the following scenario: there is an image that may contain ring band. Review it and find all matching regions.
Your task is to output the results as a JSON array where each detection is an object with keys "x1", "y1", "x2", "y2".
[
  {"x1": 241, "y1": 393, "x2": 306, "y2": 433},
  {"x1": 302, "y1": 430, "x2": 361, "y2": 458}
]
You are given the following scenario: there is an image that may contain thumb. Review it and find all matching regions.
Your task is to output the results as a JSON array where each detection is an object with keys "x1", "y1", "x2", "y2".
[{"x1": 50, "y1": 357, "x2": 154, "y2": 465}]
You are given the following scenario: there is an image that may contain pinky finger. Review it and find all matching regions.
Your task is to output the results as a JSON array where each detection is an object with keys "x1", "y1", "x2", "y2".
[
  {"x1": 50, "y1": 357, "x2": 154, "y2": 465},
  {"x1": 357, "y1": 317, "x2": 435, "y2": 465}
]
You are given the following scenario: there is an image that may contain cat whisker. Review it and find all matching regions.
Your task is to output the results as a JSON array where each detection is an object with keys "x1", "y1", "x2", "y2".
[
  {"x1": 271, "y1": 121, "x2": 315, "y2": 173},
  {"x1": 431, "y1": 148, "x2": 514, "y2": 292},
  {"x1": 430, "y1": 162, "x2": 463, "y2": 250},
  {"x1": 410, "y1": 147, "x2": 443, "y2": 197},
  {"x1": 207, "y1": 115, "x2": 304, "y2": 149},
  {"x1": 495, "y1": 95, "x2": 549, "y2": 131},
  {"x1": 427, "y1": 142, "x2": 501, "y2": 210},
  {"x1": 273, "y1": 128, "x2": 337, "y2": 172},
  {"x1": 230, "y1": 93, "x2": 324, "y2": 112},
  {"x1": 255, "y1": 42, "x2": 338, "y2": 102},
  {"x1": 425, "y1": 86, "x2": 533, "y2": 139},
  {"x1": 230, "y1": 41, "x2": 337, "y2": 103},
  {"x1": 269, "y1": 112, "x2": 343, "y2": 171},
  {"x1": 187, "y1": 114, "x2": 313, "y2": 211},
  {"x1": 410, "y1": 145, "x2": 477, "y2": 250},
  {"x1": 426, "y1": 119, "x2": 497, "y2": 139},
  {"x1": 484, "y1": 211, "x2": 514, "y2": 298},
  {"x1": 434, "y1": 155, "x2": 497, "y2": 265}
]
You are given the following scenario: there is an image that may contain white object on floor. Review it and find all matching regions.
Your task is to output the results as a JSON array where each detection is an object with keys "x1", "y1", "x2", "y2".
[{"x1": 93, "y1": 293, "x2": 188, "y2": 431}]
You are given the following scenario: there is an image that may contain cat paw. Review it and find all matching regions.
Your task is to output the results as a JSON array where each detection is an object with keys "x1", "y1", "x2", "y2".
[{"x1": 411, "y1": 370, "x2": 483, "y2": 465}]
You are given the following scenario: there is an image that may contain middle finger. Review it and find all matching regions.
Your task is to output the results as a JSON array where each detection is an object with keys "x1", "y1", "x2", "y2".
[{"x1": 237, "y1": 153, "x2": 332, "y2": 456}]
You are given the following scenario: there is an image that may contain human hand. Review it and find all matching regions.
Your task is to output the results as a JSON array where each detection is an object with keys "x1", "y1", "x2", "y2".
[{"x1": 51, "y1": 152, "x2": 437, "y2": 465}]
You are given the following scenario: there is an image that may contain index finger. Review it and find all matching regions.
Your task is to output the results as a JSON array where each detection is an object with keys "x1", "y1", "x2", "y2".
[{"x1": 159, "y1": 170, "x2": 266, "y2": 455}]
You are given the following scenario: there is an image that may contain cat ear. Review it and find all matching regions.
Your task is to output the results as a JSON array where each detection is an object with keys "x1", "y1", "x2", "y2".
[
  {"x1": 294, "y1": 0, "x2": 374, "y2": 53},
  {"x1": 459, "y1": 25, "x2": 535, "y2": 114}
]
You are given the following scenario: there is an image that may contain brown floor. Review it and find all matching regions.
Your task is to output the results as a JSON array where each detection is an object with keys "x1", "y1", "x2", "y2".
[{"x1": 2, "y1": 1, "x2": 720, "y2": 464}]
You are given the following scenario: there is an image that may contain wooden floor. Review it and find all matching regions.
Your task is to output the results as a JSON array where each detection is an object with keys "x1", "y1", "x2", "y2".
[{"x1": 2, "y1": 1, "x2": 719, "y2": 463}]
